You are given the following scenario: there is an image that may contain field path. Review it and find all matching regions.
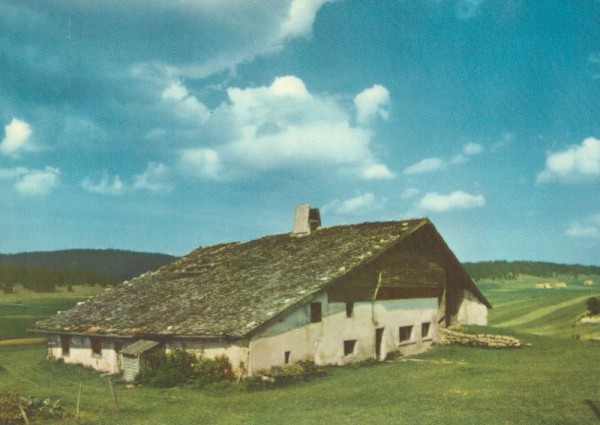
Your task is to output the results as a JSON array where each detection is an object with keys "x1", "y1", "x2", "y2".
[{"x1": 494, "y1": 294, "x2": 593, "y2": 328}]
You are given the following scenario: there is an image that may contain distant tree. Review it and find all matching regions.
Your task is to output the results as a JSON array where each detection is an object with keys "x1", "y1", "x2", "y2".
[
  {"x1": 1, "y1": 280, "x2": 13, "y2": 294},
  {"x1": 587, "y1": 297, "x2": 600, "y2": 316}
]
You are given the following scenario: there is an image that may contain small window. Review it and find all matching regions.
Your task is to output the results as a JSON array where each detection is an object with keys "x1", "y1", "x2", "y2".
[
  {"x1": 113, "y1": 341, "x2": 123, "y2": 354},
  {"x1": 60, "y1": 335, "x2": 70, "y2": 356},
  {"x1": 421, "y1": 322, "x2": 431, "y2": 338},
  {"x1": 399, "y1": 326, "x2": 413, "y2": 343},
  {"x1": 91, "y1": 338, "x2": 102, "y2": 357},
  {"x1": 343, "y1": 340, "x2": 356, "y2": 356},
  {"x1": 310, "y1": 302, "x2": 322, "y2": 323},
  {"x1": 284, "y1": 351, "x2": 291, "y2": 364},
  {"x1": 345, "y1": 302, "x2": 354, "y2": 318}
]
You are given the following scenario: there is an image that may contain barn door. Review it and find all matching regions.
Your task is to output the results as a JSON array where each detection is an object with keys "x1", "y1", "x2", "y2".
[{"x1": 375, "y1": 327, "x2": 384, "y2": 360}]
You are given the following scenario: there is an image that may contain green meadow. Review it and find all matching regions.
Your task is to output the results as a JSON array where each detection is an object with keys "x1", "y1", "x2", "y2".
[{"x1": 1, "y1": 276, "x2": 600, "y2": 424}]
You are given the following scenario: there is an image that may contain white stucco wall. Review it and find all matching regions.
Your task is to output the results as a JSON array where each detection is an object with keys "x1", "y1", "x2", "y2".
[
  {"x1": 248, "y1": 292, "x2": 439, "y2": 373},
  {"x1": 169, "y1": 339, "x2": 250, "y2": 375},
  {"x1": 456, "y1": 290, "x2": 488, "y2": 326},
  {"x1": 47, "y1": 334, "x2": 123, "y2": 373}
]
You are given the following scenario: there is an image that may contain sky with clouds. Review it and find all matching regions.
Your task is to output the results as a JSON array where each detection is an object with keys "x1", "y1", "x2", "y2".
[{"x1": 1, "y1": 1, "x2": 599, "y2": 265}]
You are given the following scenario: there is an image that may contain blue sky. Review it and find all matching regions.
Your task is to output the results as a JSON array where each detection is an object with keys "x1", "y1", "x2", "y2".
[{"x1": 1, "y1": 1, "x2": 599, "y2": 265}]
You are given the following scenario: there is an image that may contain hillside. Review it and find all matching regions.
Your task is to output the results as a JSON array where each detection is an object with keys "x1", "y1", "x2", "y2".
[
  {"x1": 0, "y1": 249, "x2": 177, "y2": 280},
  {"x1": 463, "y1": 260, "x2": 600, "y2": 281}
]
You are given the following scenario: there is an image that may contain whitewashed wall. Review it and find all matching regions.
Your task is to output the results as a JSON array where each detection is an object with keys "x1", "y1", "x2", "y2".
[
  {"x1": 47, "y1": 334, "x2": 122, "y2": 373},
  {"x1": 169, "y1": 339, "x2": 250, "y2": 375},
  {"x1": 456, "y1": 290, "x2": 488, "y2": 326},
  {"x1": 248, "y1": 292, "x2": 439, "y2": 373}
]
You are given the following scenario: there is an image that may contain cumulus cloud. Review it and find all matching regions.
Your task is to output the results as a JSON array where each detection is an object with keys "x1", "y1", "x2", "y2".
[
  {"x1": 418, "y1": 191, "x2": 485, "y2": 212},
  {"x1": 161, "y1": 81, "x2": 211, "y2": 124},
  {"x1": 0, "y1": 167, "x2": 29, "y2": 180},
  {"x1": 401, "y1": 188, "x2": 420, "y2": 199},
  {"x1": 279, "y1": 0, "x2": 333, "y2": 39},
  {"x1": 0, "y1": 118, "x2": 33, "y2": 157},
  {"x1": 81, "y1": 163, "x2": 171, "y2": 195},
  {"x1": 537, "y1": 137, "x2": 600, "y2": 183},
  {"x1": 323, "y1": 193, "x2": 387, "y2": 215},
  {"x1": 403, "y1": 157, "x2": 445, "y2": 175},
  {"x1": 463, "y1": 142, "x2": 483, "y2": 156},
  {"x1": 354, "y1": 85, "x2": 390, "y2": 125},
  {"x1": 565, "y1": 213, "x2": 600, "y2": 239},
  {"x1": 178, "y1": 76, "x2": 392, "y2": 180},
  {"x1": 14, "y1": 167, "x2": 60, "y2": 197}
]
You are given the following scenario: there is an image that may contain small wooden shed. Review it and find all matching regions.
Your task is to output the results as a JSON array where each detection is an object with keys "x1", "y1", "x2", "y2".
[{"x1": 120, "y1": 340, "x2": 161, "y2": 382}]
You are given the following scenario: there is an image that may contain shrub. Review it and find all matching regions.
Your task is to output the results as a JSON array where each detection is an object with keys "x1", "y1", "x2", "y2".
[
  {"x1": 587, "y1": 297, "x2": 600, "y2": 315},
  {"x1": 136, "y1": 349, "x2": 235, "y2": 388}
]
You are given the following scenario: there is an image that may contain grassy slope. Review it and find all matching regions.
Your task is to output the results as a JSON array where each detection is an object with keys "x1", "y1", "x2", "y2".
[
  {"x1": 0, "y1": 285, "x2": 106, "y2": 340},
  {"x1": 1, "y1": 337, "x2": 600, "y2": 424},
  {"x1": 1, "y1": 275, "x2": 600, "y2": 423}
]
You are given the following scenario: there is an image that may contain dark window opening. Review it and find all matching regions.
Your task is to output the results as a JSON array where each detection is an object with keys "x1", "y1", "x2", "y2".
[
  {"x1": 310, "y1": 302, "x2": 322, "y2": 323},
  {"x1": 345, "y1": 302, "x2": 354, "y2": 318},
  {"x1": 91, "y1": 338, "x2": 102, "y2": 357},
  {"x1": 284, "y1": 351, "x2": 291, "y2": 364},
  {"x1": 113, "y1": 341, "x2": 123, "y2": 353},
  {"x1": 399, "y1": 326, "x2": 413, "y2": 343},
  {"x1": 60, "y1": 335, "x2": 70, "y2": 356},
  {"x1": 343, "y1": 340, "x2": 356, "y2": 356},
  {"x1": 421, "y1": 322, "x2": 431, "y2": 338}
]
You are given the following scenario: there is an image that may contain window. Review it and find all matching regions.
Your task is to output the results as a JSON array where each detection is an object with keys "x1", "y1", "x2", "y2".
[
  {"x1": 343, "y1": 340, "x2": 356, "y2": 356},
  {"x1": 284, "y1": 351, "x2": 291, "y2": 364},
  {"x1": 421, "y1": 322, "x2": 431, "y2": 338},
  {"x1": 399, "y1": 326, "x2": 413, "y2": 343},
  {"x1": 310, "y1": 302, "x2": 322, "y2": 323},
  {"x1": 60, "y1": 335, "x2": 70, "y2": 356},
  {"x1": 91, "y1": 338, "x2": 102, "y2": 357},
  {"x1": 113, "y1": 341, "x2": 123, "y2": 354},
  {"x1": 345, "y1": 302, "x2": 354, "y2": 318}
]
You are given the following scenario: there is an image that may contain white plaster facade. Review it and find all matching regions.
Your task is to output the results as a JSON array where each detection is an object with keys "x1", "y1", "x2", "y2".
[
  {"x1": 248, "y1": 292, "x2": 439, "y2": 373},
  {"x1": 456, "y1": 290, "x2": 488, "y2": 326},
  {"x1": 47, "y1": 334, "x2": 123, "y2": 374}
]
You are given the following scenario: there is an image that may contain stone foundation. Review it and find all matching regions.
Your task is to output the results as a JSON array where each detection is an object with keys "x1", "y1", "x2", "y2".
[{"x1": 439, "y1": 328, "x2": 521, "y2": 348}]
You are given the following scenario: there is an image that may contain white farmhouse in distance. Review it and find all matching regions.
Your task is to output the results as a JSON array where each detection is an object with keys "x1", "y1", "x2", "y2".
[{"x1": 34, "y1": 205, "x2": 491, "y2": 380}]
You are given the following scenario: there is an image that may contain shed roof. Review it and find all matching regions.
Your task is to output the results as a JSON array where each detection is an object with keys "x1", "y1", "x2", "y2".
[
  {"x1": 33, "y1": 219, "x2": 488, "y2": 338},
  {"x1": 121, "y1": 340, "x2": 160, "y2": 356}
]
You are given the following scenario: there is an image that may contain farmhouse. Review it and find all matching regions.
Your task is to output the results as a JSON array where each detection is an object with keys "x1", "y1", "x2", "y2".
[{"x1": 33, "y1": 205, "x2": 491, "y2": 380}]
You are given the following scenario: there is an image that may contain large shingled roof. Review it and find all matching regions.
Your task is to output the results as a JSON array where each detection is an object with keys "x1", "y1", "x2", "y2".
[{"x1": 34, "y1": 219, "x2": 456, "y2": 338}]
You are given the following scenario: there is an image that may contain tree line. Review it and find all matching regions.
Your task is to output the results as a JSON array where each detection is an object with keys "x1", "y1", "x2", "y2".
[
  {"x1": 0, "y1": 263, "x2": 121, "y2": 293},
  {"x1": 463, "y1": 260, "x2": 600, "y2": 281}
]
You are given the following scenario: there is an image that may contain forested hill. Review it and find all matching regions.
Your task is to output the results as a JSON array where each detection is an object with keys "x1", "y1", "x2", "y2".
[
  {"x1": 463, "y1": 261, "x2": 600, "y2": 281},
  {"x1": 0, "y1": 249, "x2": 177, "y2": 280}
]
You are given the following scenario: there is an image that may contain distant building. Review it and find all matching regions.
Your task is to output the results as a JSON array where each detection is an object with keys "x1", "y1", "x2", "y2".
[
  {"x1": 34, "y1": 205, "x2": 491, "y2": 380},
  {"x1": 584, "y1": 280, "x2": 594, "y2": 286}
]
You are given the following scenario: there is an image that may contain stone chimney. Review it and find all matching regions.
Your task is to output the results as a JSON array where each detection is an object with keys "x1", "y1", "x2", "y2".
[{"x1": 292, "y1": 204, "x2": 321, "y2": 235}]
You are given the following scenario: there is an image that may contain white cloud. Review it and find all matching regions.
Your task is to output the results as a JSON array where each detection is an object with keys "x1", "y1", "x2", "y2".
[
  {"x1": 14, "y1": 167, "x2": 60, "y2": 197},
  {"x1": 566, "y1": 213, "x2": 600, "y2": 239},
  {"x1": 178, "y1": 76, "x2": 392, "y2": 180},
  {"x1": 132, "y1": 162, "x2": 171, "y2": 192},
  {"x1": 1, "y1": 118, "x2": 33, "y2": 157},
  {"x1": 161, "y1": 81, "x2": 211, "y2": 124},
  {"x1": 81, "y1": 174, "x2": 126, "y2": 196},
  {"x1": 418, "y1": 191, "x2": 485, "y2": 212},
  {"x1": 455, "y1": 0, "x2": 485, "y2": 20},
  {"x1": 362, "y1": 164, "x2": 394, "y2": 180},
  {"x1": 354, "y1": 84, "x2": 390, "y2": 125},
  {"x1": 537, "y1": 137, "x2": 600, "y2": 183},
  {"x1": 81, "y1": 163, "x2": 171, "y2": 195},
  {"x1": 463, "y1": 142, "x2": 483, "y2": 156},
  {"x1": 0, "y1": 167, "x2": 29, "y2": 180},
  {"x1": 323, "y1": 193, "x2": 386, "y2": 215},
  {"x1": 179, "y1": 148, "x2": 224, "y2": 180},
  {"x1": 401, "y1": 188, "x2": 420, "y2": 199},
  {"x1": 279, "y1": 0, "x2": 333, "y2": 38},
  {"x1": 403, "y1": 157, "x2": 445, "y2": 175}
]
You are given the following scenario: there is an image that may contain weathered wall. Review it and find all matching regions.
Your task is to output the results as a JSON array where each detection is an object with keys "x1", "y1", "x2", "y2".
[
  {"x1": 168, "y1": 339, "x2": 249, "y2": 375},
  {"x1": 249, "y1": 292, "x2": 438, "y2": 373},
  {"x1": 47, "y1": 334, "x2": 122, "y2": 373},
  {"x1": 456, "y1": 290, "x2": 488, "y2": 326}
]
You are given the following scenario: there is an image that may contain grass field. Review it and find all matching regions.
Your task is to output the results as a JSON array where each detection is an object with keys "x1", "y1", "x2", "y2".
[
  {"x1": 0, "y1": 285, "x2": 106, "y2": 340},
  {"x1": 1, "y1": 276, "x2": 600, "y2": 424}
]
